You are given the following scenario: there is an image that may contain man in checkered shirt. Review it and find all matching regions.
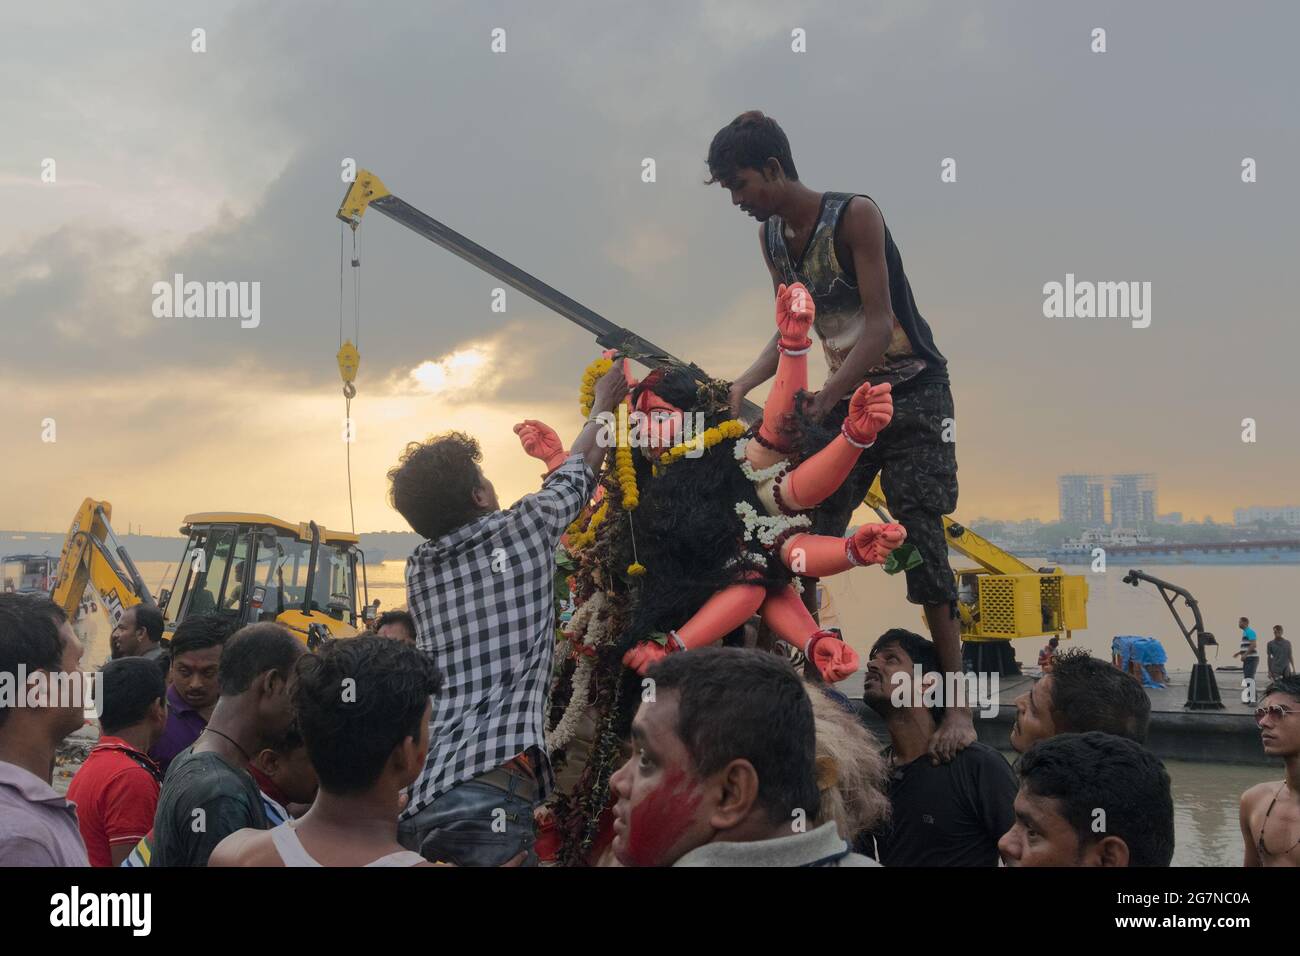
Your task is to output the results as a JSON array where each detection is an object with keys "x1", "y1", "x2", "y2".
[{"x1": 389, "y1": 360, "x2": 627, "y2": 865}]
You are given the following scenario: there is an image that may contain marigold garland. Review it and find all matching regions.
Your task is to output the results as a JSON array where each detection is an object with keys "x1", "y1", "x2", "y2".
[
  {"x1": 578, "y1": 357, "x2": 614, "y2": 418},
  {"x1": 615, "y1": 404, "x2": 638, "y2": 511},
  {"x1": 652, "y1": 419, "x2": 746, "y2": 475},
  {"x1": 566, "y1": 500, "x2": 608, "y2": 551}
]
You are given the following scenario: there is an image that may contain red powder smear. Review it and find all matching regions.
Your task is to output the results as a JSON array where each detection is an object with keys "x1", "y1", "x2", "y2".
[{"x1": 625, "y1": 766, "x2": 702, "y2": 867}]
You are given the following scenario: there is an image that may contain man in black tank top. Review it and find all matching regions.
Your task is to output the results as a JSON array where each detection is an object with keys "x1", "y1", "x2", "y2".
[{"x1": 707, "y1": 111, "x2": 975, "y2": 762}]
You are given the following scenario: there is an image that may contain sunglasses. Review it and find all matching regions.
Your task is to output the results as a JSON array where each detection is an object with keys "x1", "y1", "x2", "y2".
[{"x1": 1254, "y1": 704, "x2": 1299, "y2": 725}]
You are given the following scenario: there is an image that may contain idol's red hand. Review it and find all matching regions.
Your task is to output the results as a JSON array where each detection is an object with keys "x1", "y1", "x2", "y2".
[
  {"x1": 848, "y1": 522, "x2": 907, "y2": 566},
  {"x1": 843, "y1": 381, "x2": 893, "y2": 445},
  {"x1": 805, "y1": 631, "x2": 860, "y2": 684},
  {"x1": 775, "y1": 282, "x2": 815, "y2": 350},
  {"x1": 622, "y1": 641, "x2": 672, "y2": 675},
  {"x1": 514, "y1": 420, "x2": 564, "y2": 462}
]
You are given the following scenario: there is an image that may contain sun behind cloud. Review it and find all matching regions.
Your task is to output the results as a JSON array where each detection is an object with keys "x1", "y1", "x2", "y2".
[{"x1": 406, "y1": 345, "x2": 498, "y2": 399}]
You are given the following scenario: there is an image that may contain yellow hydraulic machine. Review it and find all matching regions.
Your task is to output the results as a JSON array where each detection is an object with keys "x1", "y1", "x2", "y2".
[
  {"x1": 50, "y1": 499, "x2": 154, "y2": 628},
  {"x1": 158, "y1": 513, "x2": 372, "y2": 647},
  {"x1": 863, "y1": 477, "x2": 1088, "y2": 642},
  {"x1": 50, "y1": 499, "x2": 372, "y2": 648}
]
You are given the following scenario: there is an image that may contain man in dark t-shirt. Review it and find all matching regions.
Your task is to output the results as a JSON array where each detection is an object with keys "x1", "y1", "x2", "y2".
[
  {"x1": 151, "y1": 623, "x2": 303, "y2": 867},
  {"x1": 1267, "y1": 626, "x2": 1294, "y2": 681},
  {"x1": 151, "y1": 748, "x2": 268, "y2": 867},
  {"x1": 709, "y1": 112, "x2": 973, "y2": 764},
  {"x1": 858, "y1": 629, "x2": 1016, "y2": 866}
]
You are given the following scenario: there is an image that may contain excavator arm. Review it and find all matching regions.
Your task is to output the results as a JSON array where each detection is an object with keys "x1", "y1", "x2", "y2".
[{"x1": 50, "y1": 498, "x2": 154, "y2": 627}]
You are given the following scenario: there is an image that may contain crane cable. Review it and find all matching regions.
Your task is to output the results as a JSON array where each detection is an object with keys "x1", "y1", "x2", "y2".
[{"x1": 338, "y1": 223, "x2": 362, "y2": 534}]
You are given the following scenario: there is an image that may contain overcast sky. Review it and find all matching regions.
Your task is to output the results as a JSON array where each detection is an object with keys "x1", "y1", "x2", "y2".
[{"x1": 2, "y1": 0, "x2": 1296, "y2": 535}]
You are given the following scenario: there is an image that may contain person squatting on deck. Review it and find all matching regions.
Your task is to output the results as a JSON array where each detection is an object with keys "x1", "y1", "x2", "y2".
[
  {"x1": 708, "y1": 111, "x2": 973, "y2": 763},
  {"x1": 386, "y1": 359, "x2": 629, "y2": 865}
]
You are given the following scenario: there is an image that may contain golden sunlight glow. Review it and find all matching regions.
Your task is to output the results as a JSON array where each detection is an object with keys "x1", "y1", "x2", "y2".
[{"x1": 408, "y1": 346, "x2": 496, "y2": 398}]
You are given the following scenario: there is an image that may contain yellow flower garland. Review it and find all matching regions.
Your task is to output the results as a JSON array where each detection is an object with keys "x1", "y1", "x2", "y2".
[
  {"x1": 615, "y1": 404, "x2": 638, "y2": 511},
  {"x1": 652, "y1": 419, "x2": 747, "y2": 475},
  {"x1": 578, "y1": 357, "x2": 614, "y2": 418},
  {"x1": 567, "y1": 500, "x2": 608, "y2": 551},
  {"x1": 573, "y1": 356, "x2": 643, "y2": 570}
]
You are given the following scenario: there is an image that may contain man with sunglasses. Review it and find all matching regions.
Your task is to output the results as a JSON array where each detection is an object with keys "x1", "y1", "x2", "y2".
[{"x1": 1239, "y1": 675, "x2": 1300, "y2": 866}]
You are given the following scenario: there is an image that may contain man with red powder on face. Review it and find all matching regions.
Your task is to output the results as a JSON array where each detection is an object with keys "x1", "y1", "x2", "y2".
[{"x1": 608, "y1": 647, "x2": 877, "y2": 866}]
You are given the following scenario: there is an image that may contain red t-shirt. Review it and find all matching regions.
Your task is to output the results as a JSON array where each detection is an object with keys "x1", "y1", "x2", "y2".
[{"x1": 67, "y1": 736, "x2": 162, "y2": 868}]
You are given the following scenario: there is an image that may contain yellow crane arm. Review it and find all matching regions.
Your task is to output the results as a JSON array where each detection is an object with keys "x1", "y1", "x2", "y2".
[
  {"x1": 864, "y1": 476, "x2": 1087, "y2": 641},
  {"x1": 864, "y1": 476, "x2": 1035, "y2": 575},
  {"x1": 50, "y1": 498, "x2": 154, "y2": 627}
]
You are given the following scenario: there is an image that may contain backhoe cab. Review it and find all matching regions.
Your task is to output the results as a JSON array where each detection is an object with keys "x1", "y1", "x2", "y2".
[
  {"x1": 2, "y1": 553, "x2": 57, "y2": 595},
  {"x1": 159, "y1": 513, "x2": 372, "y2": 649}
]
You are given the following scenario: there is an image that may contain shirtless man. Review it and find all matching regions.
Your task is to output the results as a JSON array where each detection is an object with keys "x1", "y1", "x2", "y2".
[
  {"x1": 709, "y1": 111, "x2": 972, "y2": 760},
  {"x1": 1240, "y1": 675, "x2": 1300, "y2": 866}
]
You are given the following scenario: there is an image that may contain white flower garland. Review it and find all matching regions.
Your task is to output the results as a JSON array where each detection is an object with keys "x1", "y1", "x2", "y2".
[
  {"x1": 734, "y1": 500, "x2": 811, "y2": 548},
  {"x1": 546, "y1": 592, "x2": 609, "y2": 753},
  {"x1": 546, "y1": 655, "x2": 594, "y2": 753},
  {"x1": 733, "y1": 437, "x2": 788, "y2": 484},
  {"x1": 724, "y1": 550, "x2": 771, "y2": 572}
]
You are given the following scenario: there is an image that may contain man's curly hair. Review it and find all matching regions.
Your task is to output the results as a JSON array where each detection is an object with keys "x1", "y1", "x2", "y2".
[{"x1": 387, "y1": 431, "x2": 487, "y2": 541}]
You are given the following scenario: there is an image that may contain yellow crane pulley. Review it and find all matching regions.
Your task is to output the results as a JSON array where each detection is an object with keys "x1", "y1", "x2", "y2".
[{"x1": 337, "y1": 339, "x2": 360, "y2": 399}]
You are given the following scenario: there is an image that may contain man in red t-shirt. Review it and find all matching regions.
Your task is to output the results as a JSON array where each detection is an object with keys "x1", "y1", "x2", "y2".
[{"x1": 68, "y1": 658, "x2": 168, "y2": 867}]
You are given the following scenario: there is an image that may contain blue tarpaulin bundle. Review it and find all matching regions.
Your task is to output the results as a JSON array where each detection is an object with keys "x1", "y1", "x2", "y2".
[{"x1": 1112, "y1": 635, "x2": 1168, "y2": 688}]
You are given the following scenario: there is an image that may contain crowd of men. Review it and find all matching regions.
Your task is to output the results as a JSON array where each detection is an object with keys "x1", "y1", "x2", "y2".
[{"x1": 0, "y1": 586, "x2": 1297, "y2": 868}]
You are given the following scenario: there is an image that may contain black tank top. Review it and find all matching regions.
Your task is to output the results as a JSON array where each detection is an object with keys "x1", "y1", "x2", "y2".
[{"x1": 764, "y1": 192, "x2": 947, "y2": 390}]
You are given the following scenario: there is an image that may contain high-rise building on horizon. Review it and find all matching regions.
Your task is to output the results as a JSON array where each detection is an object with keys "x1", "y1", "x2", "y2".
[
  {"x1": 1110, "y1": 473, "x2": 1157, "y2": 529},
  {"x1": 1059, "y1": 474, "x2": 1107, "y2": 526}
]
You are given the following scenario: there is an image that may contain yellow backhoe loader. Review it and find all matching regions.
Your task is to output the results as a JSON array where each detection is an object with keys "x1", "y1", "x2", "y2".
[{"x1": 50, "y1": 499, "x2": 371, "y2": 649}]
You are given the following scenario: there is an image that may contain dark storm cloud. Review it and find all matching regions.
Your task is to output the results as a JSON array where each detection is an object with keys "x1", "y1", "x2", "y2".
[{"x1": 3, "y1": 0, "x2": 1298, "y2": 513}]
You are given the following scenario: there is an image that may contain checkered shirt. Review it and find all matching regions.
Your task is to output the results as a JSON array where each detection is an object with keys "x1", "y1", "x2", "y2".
[{"x1": 401, "y1": 454, "x2": 595, "y2": 817}]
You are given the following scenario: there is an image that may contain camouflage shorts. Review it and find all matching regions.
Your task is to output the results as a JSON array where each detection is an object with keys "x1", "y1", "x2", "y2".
[{"x1": 811, "y1": 382, "x2": 959, "y2": 606}]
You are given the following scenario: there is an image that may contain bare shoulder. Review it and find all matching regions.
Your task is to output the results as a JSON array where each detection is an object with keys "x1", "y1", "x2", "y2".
[
  {"x1": 1240, "y1": 781, "x2": 1280, "y2": 812},
  {"x1": 844, "y1": 195, "x2": 884, "y2": 229},
  {"x1": 209, "y1": 827, "x2": 282, "y2": 867},
  {"x1": 841, "y1": 196, "x2": 885, "y2": 249}
]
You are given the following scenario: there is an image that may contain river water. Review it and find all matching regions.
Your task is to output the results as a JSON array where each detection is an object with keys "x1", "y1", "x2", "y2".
[{"x1": 116, "y1": 557, "x2": 1288, "y2": 866}]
